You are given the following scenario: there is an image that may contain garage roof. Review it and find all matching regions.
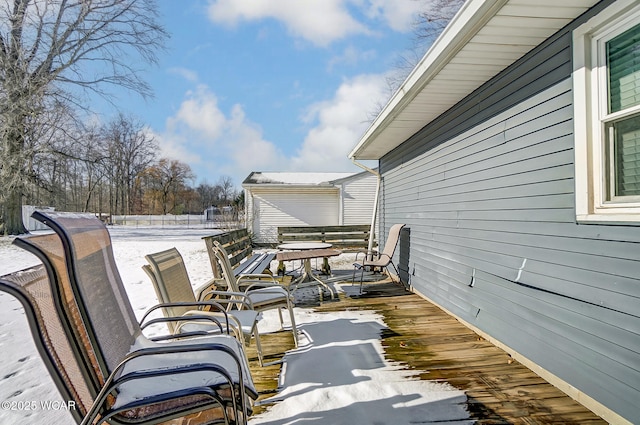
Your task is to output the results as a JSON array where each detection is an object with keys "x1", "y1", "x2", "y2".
[{"x1": 242, "y1": 172, "x2": 355, "y2": 187}]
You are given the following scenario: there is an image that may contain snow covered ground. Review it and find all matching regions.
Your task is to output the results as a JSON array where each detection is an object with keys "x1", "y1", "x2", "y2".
[{"x1": 0, "y1": 225, "x2": 470, "y2": 424}]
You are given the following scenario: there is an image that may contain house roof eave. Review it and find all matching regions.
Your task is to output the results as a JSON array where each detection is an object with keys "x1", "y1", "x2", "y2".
[{"x1": 349, "y1": 0, "x2": 600, "y2": 160}]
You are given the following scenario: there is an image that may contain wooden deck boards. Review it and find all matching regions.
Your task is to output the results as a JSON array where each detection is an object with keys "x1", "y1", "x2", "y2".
[{"x1": 244, "y1": 278, "x2": 607, "y2": 424}]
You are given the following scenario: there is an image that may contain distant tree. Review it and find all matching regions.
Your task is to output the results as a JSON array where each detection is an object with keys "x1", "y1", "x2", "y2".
[
  {"x1": 0, "y1": 0, "x2": 167, "y2": 234},
  {"x1": 413, "y1": 0, "x2": 466, "y2": 47},
  {"x1": 75, "y1": 126, "x2": 109, "y2": 213},
  {"x1": 196, "y1": 182, "x2": 220, "y2": 210},
  {"x1": 217, "y1": 175, "x2": 235, "y2": 204},
  {"x1": 232, "y1": 190, "x2": 245, "y2": 221},
  {"x1": 146, "y1": 159, "x2": 194, "y2": 214},
  {"x1": 18, "y1": 97, "x2": 80, "y2": 209},
  {"x1": 103, "y1": 113, "x2": 157, "y2": 215}
]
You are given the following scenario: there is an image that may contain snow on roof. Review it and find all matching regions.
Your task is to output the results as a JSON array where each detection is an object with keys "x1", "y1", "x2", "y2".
[{"x1": 243, "y1": 171, "x2": 356, "y2": 186}]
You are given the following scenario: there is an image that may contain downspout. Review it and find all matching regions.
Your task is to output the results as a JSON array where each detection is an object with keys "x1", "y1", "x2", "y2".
[{"x1": 351, "y1": 159, "x2": 380, "y2": 253}]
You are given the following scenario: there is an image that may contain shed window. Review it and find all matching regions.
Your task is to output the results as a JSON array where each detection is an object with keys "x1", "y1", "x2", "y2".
[{"x1": 573, "y1": 1, "x2": 640, "y2": 224}]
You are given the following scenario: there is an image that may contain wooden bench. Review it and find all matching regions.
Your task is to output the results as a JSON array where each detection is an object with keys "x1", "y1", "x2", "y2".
[
  {"x1": 277, "y1": 224, "x2": 372, "y2": 250},
  {"x1": 203, "y1": 228, "x2": 275, "y2": 278}
]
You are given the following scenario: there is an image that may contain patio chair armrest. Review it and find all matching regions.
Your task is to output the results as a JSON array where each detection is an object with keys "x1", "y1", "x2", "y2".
[
  {"x1": 243, "y1": 280, "x2": 290, "y2": 294},
  {"x1": 195, "y1": 277, "x2": 226, "y2": 301},
  {"x1": 115, "y1": 343, "x2": 248, "y2": 392},
  {"x1": 139, "y1": 301, "x2": 229, "y2": 327},
  {"x1": 179, "y1": 311, "x2": 245, "y2": 340},
  {"x1": 142, "y1": 314, "x2": 228, "y2": 341},
  {"x1": 201, "y1": 290, "x2": 256, "y2": 311},
  {"x1": 354, "y1": 249, "x2": 379, "y2": 263},
  {"x1": 369, "y1": 253, "x2": 392, "y2": 263}
]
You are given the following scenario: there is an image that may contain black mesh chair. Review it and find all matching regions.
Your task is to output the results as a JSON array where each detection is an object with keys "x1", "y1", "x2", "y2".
[
  {"x1": 2, "y1": 211, "x2": 257, "y2": 425},
  {"x1": 0, "y1": 260, "x2": 92, "y2": 424}
]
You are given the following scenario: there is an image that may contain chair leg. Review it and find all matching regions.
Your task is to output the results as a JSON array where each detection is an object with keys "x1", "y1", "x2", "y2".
[
  {"x1": 359, "y1": 265, "x2": 365, "y2": 294},
  {"x1": 277, "y1": 307, "x2": 284, "y2": 329},
  {"x1": 389, "y1": 262, "x2": 402, "y2": 286},
  {"x1": 287, "y1": 305, "x2": 299, "y2": 347},
  {"x1": 253, "y1": 324, "x2": 264, "y2": 367}
]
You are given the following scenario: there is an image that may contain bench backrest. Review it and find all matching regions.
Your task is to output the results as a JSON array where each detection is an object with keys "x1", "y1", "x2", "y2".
[
  {"x1": 203, "y1": 228, "x2": 252, "y2": 278},
  {"x1": 277, "y1": 224, "x2": 371, "y2": 249}
]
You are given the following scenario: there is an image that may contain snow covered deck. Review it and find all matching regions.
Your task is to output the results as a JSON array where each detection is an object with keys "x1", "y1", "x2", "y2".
[{"x1": 247, "y1": 274, "x2": 607, "y2": 424}]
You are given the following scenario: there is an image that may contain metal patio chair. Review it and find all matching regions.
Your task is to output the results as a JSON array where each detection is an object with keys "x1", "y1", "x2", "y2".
[
  {"x1": 144, "y1": 247, "x2": 265, "y2": 366},
  {"x1": 0, "y1": 259, "x2": 93, "y2": 424},
  {"x1": 212, "y1": 240, "x2": 299, "y2": 347},
  {"x1": 353, "y1": 223, "x2": 406, "y2": 292},
  {"x1": 8, "y1": 211, "x2": 257, "y2": 425}
]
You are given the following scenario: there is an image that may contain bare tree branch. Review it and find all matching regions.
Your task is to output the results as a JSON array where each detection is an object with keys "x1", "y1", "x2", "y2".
[{"x1": 0, "y1": 0, "x2": 167, "y2": 234}]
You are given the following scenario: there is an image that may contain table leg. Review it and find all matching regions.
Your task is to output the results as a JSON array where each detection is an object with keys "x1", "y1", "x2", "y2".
[
  {"x1": 290, "y1": 258, "x2": 336, "y2": 301},
  {"x1": 321, "y1": 258, "x2": 331, "y2": 275}
]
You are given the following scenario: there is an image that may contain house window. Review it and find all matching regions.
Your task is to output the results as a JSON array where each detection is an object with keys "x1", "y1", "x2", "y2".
[
  {"x1": 574, "y1": 1, "x2": 640, "y2": 224},
  {"x1": 605, "y1": 24, "x2": 640, "y2": 200}
]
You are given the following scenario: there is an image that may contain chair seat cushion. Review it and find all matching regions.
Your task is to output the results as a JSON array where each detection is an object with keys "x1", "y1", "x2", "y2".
[
  {"x1": 113, "y1": 334, "x2": 257, "y2": 412},
  {"x1": 246, "y1": 287, "x2": 289, "y2": 307},
  {"x1": 179, "y1": 310, "x2": 260, "y2": 335}
]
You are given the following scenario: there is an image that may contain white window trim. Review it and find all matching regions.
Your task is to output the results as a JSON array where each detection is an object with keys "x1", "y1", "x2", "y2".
[{"x1": 573, "y1": 0, "x2": 640, "y2": 224}]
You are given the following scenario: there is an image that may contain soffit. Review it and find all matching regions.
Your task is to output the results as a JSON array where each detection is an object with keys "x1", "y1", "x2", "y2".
[{"x1": 349, "y1": 0, "x2": 600, "y2": 160}]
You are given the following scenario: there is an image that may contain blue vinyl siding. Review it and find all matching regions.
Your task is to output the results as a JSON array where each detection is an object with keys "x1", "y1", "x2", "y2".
[{"x1": 377, "y1": 3, "x2": 640, "y2": 422}]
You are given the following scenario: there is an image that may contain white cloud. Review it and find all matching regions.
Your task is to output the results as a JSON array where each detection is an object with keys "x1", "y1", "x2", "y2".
[
  {"x1": 327, "y1": 45, "x2": 377, "y2": 71},
  {"x1": 152, "y1": 130, "x2": 202, "y2": 168},
  {"x1": 167, "y1": 67, "x2": 199, "y2": 83},
  {"x1": 157, "y1": 75, "x2": 389, "y2": 184},
  {"x1": 207, "y1": 0, "x2": 423, "y2": 47},
  {"x1": 167, "y1": 85, "x2": 227, "y2": 141},
  {"x1": 224, "y1": 104, "x2": 286, "y2": 175},
  {"x1": 291, "y1": 74, "x2": 388, "y2": 170},
  {"x1": 207, "y1": 0, "x2": 370, "y2": 46},
  {"x1": 158, "y1": 86, "x2": 286, "y2": 184},
  {"x1": 364, "y1": 0, "x2": 425, "y2": 32}
]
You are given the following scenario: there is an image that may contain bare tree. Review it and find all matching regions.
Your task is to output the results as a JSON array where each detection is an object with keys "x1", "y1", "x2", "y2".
[
  {"x1": 217, "y1": 175, "x2": 235, "y2": 204},
  {"x1": 103, "y1": 113, "x2": 157, "y2": 216},
  {"x1": 146, "y1": 158, "x2": 194, "y2": 215},
  {"x1": 75, "y1": 125, "x2": 109, "y2": 213},
  {"x1": 0, "y1": 0, "x2": 168, "y2": 234},
  {"x1": 413, "y1": 0, "x2": 466, "y2": 48},
  {"x1": 196, "y1": 182, "x2": 220, "y2": 211}
]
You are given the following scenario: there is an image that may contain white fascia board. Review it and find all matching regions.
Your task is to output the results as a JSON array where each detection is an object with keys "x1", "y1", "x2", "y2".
[{"x1": 348, "y1": 0, "x2": 508, "y2": 160}]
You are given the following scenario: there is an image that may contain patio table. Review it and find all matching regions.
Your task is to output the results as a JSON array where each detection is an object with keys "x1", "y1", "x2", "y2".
[{"x1": 276, "y1": 242, "x2": 340, "y2": 299}]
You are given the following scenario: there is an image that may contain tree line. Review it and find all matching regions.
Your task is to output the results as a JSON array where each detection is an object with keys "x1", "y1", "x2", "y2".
[
  {"x1": 0, "y1": 0, "x2": 172, "y2": 234},
  {"x1": 26, "y1": 112, "x2": 241, "y2": 221}
]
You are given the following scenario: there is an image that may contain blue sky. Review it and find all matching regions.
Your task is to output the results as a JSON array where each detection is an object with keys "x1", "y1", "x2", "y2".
[{"x1": 98, "y1": 1, "x2": 430, "y2": 187}]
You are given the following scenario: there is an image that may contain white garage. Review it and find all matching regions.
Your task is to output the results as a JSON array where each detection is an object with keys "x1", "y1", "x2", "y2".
[{"x1": 242, "y1": 171, "x2": 376, "y2": 245}]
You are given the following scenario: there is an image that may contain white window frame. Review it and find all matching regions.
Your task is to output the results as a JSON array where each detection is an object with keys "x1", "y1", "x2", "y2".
[{"x1": 573, "y1": 0, "x2": 640, "y2": 224}]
